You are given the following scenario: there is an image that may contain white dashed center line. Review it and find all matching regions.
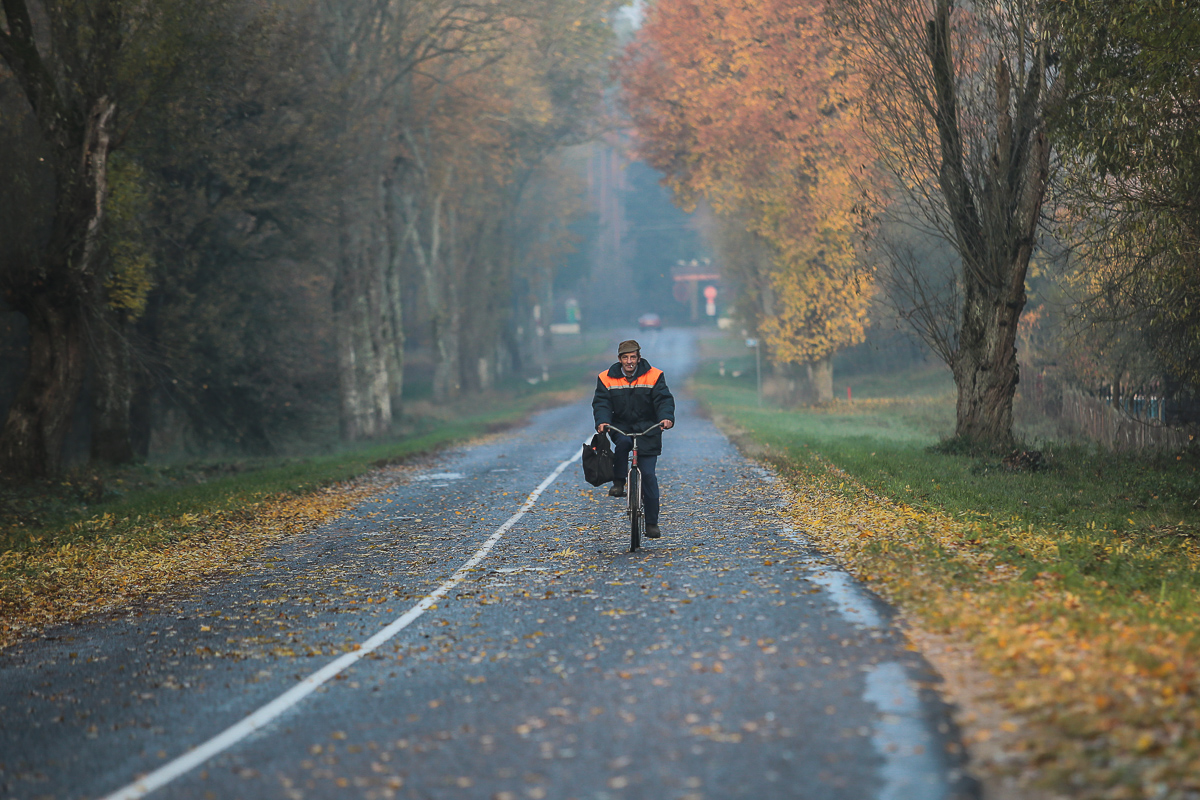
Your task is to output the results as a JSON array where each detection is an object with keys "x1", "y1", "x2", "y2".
[{"x1": 101, "y1": 452, "x2": 581, "y2": 800}]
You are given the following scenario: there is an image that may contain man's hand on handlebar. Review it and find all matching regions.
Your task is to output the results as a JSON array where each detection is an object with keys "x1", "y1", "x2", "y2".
[{"x1": 597, "y1": 421, "x2": 673, "y2": 434}]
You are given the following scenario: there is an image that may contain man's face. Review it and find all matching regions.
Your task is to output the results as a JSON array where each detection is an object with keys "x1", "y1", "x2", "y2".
[{"x1": 619, "y1": 351, "x2": 639, "y2": 373}]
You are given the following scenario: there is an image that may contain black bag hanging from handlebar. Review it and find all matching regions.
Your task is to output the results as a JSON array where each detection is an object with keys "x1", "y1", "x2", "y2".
[{"x1": 581, "y1": 432, "x2": 615, "y2": 486}]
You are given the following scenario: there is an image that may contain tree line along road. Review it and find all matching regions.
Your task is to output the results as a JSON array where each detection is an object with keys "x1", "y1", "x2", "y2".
[{"x1": 0, "y1": 329, "x2": 977, "y2": 800}]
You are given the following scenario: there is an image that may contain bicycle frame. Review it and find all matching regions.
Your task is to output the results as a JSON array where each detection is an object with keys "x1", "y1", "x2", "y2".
[{"x1": 603, "y1": 423, "x2": 663, "y2": 551}]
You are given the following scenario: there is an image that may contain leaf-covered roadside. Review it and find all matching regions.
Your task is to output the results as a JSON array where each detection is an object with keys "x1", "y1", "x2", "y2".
[
  {"x1": 0, "y1": 366, "x2": 599, "y2": 652},
  {"x1": 762, "y1": 449, "x2": 1200, "y2": 799},
  {"x1": 0, "y1": 478, "x2": 386, "y2": 651}
]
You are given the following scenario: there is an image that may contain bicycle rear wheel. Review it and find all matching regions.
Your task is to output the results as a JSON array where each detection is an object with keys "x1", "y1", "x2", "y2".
[{"x1": 628, "y1": 470, "x2": 643, "y2": 551}]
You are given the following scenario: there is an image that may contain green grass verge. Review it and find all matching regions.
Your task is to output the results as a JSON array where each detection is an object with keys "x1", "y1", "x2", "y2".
[
  {"x1": 0, "y1": 341, "x2": 610, "y2": 646},
  {"x1": 1, "y1": 354, "x2": 600, "y2": 556},
  {"x1": 693, "y1": 358, "x2": 1200, "y2": 600},
  {"x1": 692, "y1": 352, "x2": 1200, "y2": 794}
]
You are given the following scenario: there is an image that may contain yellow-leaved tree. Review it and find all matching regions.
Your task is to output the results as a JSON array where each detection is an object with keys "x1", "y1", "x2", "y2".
[{"x1": 621, "y1": 0, "x2": 873, "y2": 402}]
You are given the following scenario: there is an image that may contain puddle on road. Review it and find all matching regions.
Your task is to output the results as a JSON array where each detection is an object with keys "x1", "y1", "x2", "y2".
[
  {"x1": 799, "y1": 560, "x2": 886, "y2": 629},
  {"x1": 863, "y1": 662, "x2": 951, "y2": 800},
  {"x1": 772, "y1": 521, "x2": 886, "y2": 630},
  {"x1": 415, "y1": 472, "x2": 466, "y2": 481},
  {"x1": 758, "y1": 470, "x2": 958, "y2": 799}
]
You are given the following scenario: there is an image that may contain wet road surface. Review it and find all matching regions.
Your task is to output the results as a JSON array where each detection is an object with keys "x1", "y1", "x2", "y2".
[{"x1": 0, "y1": 329, "x2": 977, "y2": 800}]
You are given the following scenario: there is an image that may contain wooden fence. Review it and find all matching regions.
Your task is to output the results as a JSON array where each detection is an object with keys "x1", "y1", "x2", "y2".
[{"x1": 1059, "y1": 388, "x2": 1197, "y2": 452}]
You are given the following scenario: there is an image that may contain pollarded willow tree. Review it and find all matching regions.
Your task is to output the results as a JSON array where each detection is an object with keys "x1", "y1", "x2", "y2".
[
  {"x1": 620, "y1": 0, "x2": 873, "y2": 403},
  {"x1": 832, "y1": 0, "x2": 1058, "y2": 449}
]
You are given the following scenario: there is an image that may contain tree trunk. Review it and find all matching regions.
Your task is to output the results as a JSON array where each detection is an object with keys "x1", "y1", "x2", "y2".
[
  {"x1": 430, "y1": 203, "x2": 461, "y2": 401},
  {"x1": 333, "y1": 217, "x2": 364, "y2": 441},
  {"x1": 807, "y1": 357, "x2": 833, "y2": 404},
  {"x1": 477, "y1": 357, "x2": 492, "y2": 391},
  {"x1": 89, "y1": 306, "x2": 135, "y2": 464},
  {"x1": 952, "y1": 282, "x2": 1023, "y2": 447},
  {"x1": 432, "y1": 289, "x2": 462, "y2": 400},
  {"x1": 0, "y1": 295, "x2": 87, "y2": 477},
  {"x1": 947, "y1": 118, "x2": 1048, "y2": 449},
  {"x1": 129, "y1": 374, "x2": 153, "y2": 459},
  {"x1": 334, "y1": 196, "x2": 398, "y2": 441},
  {"x1": 383, "y1": 169, "x2": 405, "y2": 415},
  {"x1": 362, "y1": 248, "x2": 391, "y2": 436},
  {"x1": 350, "y1": 285, "x2": 374, "y2": 437},
  {"x1": 0, "y1": 96, "x2": 116, "y2": 478}
]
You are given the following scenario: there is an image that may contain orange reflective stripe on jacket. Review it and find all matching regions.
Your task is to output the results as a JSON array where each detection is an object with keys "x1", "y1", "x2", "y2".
[{"x1": 598, "y1": 367, "x2": 663, "y2": 390}]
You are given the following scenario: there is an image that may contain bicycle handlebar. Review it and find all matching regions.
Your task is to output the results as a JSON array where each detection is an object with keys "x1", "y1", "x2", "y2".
[{"x1": 603, "y1": 422, "x2": 664, "y2": 438}]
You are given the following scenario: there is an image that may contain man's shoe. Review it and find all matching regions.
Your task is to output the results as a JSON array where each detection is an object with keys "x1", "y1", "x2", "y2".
[
  {"x1": 608, "y1": 484, "x2": 626, "y2": 498},
  {"x1": 645, "y1": 524, "x2": 661, "y2": 538}
]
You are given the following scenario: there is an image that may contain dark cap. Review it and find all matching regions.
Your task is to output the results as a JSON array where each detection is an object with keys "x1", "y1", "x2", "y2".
[{"x1": 618, "y1": 339, "x2": 641, "y2": 356}]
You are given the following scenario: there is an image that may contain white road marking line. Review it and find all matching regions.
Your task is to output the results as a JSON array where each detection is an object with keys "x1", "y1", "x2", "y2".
[{"x1": 101, "y1": 452, "x2": 582, "y2": 800}]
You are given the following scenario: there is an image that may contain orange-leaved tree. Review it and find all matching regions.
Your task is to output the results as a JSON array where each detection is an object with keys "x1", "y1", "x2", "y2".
[{"x1": 620, "y1": 0, "x2": 874, "y2": 401}]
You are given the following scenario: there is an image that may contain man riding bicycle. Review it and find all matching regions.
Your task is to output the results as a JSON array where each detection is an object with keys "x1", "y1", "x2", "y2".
[{"x1": 593, "y1": 339, "x2": 676, "y2": 538}]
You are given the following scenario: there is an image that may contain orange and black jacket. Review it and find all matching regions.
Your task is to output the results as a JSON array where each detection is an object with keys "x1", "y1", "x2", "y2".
[{"x1": 592, "y1": 358, "x2": 676, "y2": 456}]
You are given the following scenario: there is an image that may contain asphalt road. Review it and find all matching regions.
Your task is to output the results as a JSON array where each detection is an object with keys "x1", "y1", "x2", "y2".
[{"x1": 0, "y1": 328, "x2": 978, "y2": 800}]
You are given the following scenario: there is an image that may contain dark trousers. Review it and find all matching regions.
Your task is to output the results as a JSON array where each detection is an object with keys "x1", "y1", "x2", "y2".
[{"x1": 611, "y1": 434, "x2": 660, "y2": 525}]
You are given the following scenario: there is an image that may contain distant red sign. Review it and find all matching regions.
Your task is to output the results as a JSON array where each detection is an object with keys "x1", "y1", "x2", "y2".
[{"x1": 703, "y1": 286, "x2": 718, "y2": 301}]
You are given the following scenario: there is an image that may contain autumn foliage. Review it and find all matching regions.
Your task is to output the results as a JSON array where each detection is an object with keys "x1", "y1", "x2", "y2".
[
  {"x1": 620, "y1": 0, "x2": 873, "y2": 372},
  {"x1": 0, "y1": 0, "x2": 617, "y2": 474}
]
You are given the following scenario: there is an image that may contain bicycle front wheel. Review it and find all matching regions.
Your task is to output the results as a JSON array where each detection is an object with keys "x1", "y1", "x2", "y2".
[{"x1": 628, "y1": 469, "x2": 643, "y2": 552}]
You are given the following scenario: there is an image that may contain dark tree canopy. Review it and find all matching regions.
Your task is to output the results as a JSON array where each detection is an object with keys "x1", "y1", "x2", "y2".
[{"x1": 1050, "y1": 0, "x2": 1200, "y2": 389}]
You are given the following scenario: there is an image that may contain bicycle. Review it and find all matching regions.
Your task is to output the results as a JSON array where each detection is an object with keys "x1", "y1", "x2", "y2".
[{"x1": 601, "y1": 423, "x2": 663, "y2": 552}]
